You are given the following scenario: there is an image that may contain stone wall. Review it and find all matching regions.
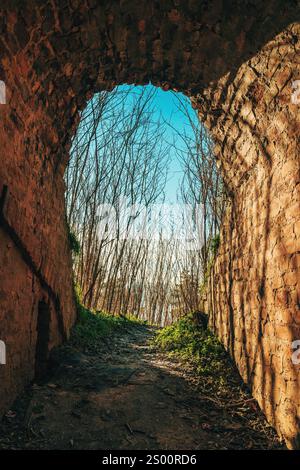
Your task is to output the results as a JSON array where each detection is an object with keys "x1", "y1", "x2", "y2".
[
  {"x1": 198, "y1": 25, "x2": 300, "y2": 448},
  {"x1": 0, "y1": 0, "x2": 299, "y2": 448}
]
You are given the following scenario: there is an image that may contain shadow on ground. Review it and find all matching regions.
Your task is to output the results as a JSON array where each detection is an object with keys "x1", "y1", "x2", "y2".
[{"x1": 0, "y1": 324, "x2": 284, "y2": 450}]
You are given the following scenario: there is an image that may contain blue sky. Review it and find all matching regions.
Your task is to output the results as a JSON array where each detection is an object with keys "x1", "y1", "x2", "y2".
[{"x1": 118, "y1": 83, "x2": 197, "y2": 203}]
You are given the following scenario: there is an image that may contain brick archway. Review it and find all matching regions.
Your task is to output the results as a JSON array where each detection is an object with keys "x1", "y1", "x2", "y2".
[{"x1": 0, "y1": 1, "x2": 299, "y2": 448}]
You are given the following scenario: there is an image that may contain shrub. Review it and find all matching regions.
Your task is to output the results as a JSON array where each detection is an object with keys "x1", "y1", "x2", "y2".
[
  {"x1": 152, "y1": 313, "x2": 225, "y2": 376},
  {"x1": 210, "y1": 234, "x2": 220, "y2": 256},
  {"x1": 67, "y1": 224, "x2": 80, "y2": 255}
]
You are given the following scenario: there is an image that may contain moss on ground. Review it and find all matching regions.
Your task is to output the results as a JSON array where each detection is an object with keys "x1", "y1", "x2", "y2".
[
  {"x1": 152, "y1": 313, "x2": 229, "y2": 379},
  {"x1": 69, "y1": 301, "x2": 146, "y2": 355}
]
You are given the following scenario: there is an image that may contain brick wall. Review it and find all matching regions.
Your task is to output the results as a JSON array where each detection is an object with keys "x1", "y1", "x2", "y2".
[
  {"x1": 0, "y1": 0, "x2": 298, "y2": 447},
  {"x1": 198, "y1": 25, "x2": 300, "y2": 448}
]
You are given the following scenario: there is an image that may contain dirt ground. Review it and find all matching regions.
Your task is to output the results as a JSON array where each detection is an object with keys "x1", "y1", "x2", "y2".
[{"x1": 0, "y1": 323, "x2": 284, "y2": 450}]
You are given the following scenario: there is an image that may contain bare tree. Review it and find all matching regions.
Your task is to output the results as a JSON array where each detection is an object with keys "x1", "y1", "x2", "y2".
[{"x1": 65, "y1": 86, "x2": 226, "y2": 326}]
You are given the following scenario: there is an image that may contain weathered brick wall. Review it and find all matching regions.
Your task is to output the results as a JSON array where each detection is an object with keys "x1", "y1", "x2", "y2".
[
  {"x1": 198, "y1": 24, "x2": 300, "y2": 448},
  {"x1": 0, "y1": 57, "x2": 77, "y2": 414},
  {"x1": 0, "y1": 0, "x2": 299, "y2": 448}
]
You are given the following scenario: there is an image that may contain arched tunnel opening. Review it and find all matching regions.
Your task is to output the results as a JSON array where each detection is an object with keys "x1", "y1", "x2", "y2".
[
  {"x1": 0, "y1": 0, "x2": 299, "y2": 453},
  {"x1": 66, "y1": 83, "x2": 224, "y2": 326}
]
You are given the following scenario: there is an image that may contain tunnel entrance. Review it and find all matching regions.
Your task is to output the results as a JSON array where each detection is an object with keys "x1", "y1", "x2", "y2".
[
  {"x1": 66, "y1": 84, "x2": 224, "y2": 326},
  {"x1": 0, "y1": 0, "x2": 298, "y2": 448},
  {"x1": 34, "y1": 300, "x2": 51, "y2": 381}
]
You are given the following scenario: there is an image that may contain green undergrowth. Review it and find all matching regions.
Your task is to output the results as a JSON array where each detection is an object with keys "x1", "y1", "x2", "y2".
[
  {"x1": 69, "y1": 292, "x2": 147, "y2": 354},
  {"x1": 152, "y1": 313, "x2": 226, "y2": 378},
  {"x1": 67, "y1": 223, "x2": 81, "y2": 256}
]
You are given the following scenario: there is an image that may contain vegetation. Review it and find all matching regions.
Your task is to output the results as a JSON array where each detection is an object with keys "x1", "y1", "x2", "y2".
[
  {"x1": 198, "y1": 234, "x2": 221, "y2": 296},
  {"x1": 67, "y1": 223, "x2": 81, "y2": 256},
  {"x1": 152, "y1": 313, "x2": 226, "y2": 376},
  {"x1": 210, "y1": 234, "x2": 220, "y2": 256},
  {"x1": 70, "y1": 290, "x2": 146, "y2": 354},
  {"x1": 65, "y1": 85, "x2": 226, "y2": 326}
]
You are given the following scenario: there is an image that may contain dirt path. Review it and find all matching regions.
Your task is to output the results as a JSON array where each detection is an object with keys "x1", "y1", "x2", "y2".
[{"x1": 0, "y1": 324, "x2": 283, "y2": 450}]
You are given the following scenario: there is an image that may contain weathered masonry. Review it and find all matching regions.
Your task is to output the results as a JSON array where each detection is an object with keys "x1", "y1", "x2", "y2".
[{"x1": 0, "y1": 0, "x2": 299, "y2": 448}]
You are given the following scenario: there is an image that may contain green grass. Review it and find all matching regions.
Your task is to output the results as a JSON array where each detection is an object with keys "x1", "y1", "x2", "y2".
[
  {"x1": 152, "y1": 313, "x2": 226, "y2": 376},
  {"x1": 69, "y1": 300, "x2": 146, "y2": 354}
]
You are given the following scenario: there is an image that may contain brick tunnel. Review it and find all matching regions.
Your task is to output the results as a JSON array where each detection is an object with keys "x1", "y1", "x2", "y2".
[{"x1": 0, "y1": 0, "x2": 299, "y2": 449}]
